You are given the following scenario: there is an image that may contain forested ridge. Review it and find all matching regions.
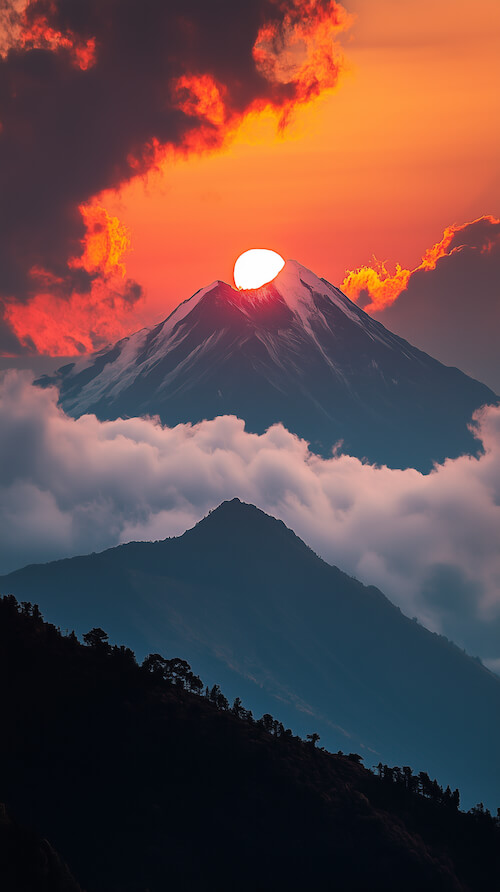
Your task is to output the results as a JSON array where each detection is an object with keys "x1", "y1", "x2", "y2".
[
  {"x1": 3, "y1": 497, "x2": 499, "y2": 813},
  {"x1": 0, "y1": 595, "x2": 499, "y2": 891}
]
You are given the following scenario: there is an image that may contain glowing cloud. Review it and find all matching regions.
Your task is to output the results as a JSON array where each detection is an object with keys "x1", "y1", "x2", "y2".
[
  {"x1": 4, "y1": 205, "x2": 143, "y2": 355},
  {"x1": 359, "y1": 216, "x2": 500, "y2": 393},
  {"x1": 234, "y1": 249, "x2": 286, "y2": 289},
  {"x1": 341, "y1": 215, "x2": 500, "y2": 314},
  {"x1": 253, "y1": 0, "x2": 353, "y2": 125},
  {"x1": 341, "y1": 261, "x2": 411, "y2": 313}
]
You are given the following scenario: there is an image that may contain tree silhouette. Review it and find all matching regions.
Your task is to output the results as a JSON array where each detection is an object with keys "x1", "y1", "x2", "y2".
[
  {"x1": 83, "y1": 628, "x2": 109, "y2": 650},
  {"x1": 232, "y1": 697, "x2": 244, "y2": 718}
]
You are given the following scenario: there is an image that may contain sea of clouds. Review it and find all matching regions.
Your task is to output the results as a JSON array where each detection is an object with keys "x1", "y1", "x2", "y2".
[{"x1": 1, "y1": 369, "x2": 500, "y2": 670}]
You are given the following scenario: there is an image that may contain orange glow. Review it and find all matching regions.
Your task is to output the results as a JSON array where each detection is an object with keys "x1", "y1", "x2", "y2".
[
  {"x1": 420, "y1": 216, "x2": 500, "y2": 270},
  {"x1": 341, "y1": 216, "x2": 500, "y2": 313},
  {"x1": 419, "y1": 225, "x2": 460, "y2": 272},
  {"x1": 4, "y1": 284, "x2": 143, "y2": 355},
  {"x1": 71, "y1": 205, "x2": 131, "y2": 278},
  {"x1": 341, "y1": 261, "x2": 411, "y2": 313},
  {"x1": 19, "y1": 4, "x2": 96, "y2": 69},
  {"x1": 92, "y1": 0, "x2": 498, "y2": 331},
  {"x1": 172, "y1": 75, "x2": 227, "y2": 127},
  {"x1": 253, "y1": 0, "x2": 353, "y2": 124},
  {"x1": 2, "y1": 0, "x2": 500, "y2": 357},
  {"x1": 169, "y1": 2, "x2": 352, "y2": 153},
  {"x1": 5, "y1": 204, "x2": 142, "y2": 355}
]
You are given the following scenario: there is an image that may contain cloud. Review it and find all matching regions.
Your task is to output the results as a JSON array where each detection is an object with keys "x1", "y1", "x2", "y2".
[
  {"x1": 341, "y1": 216, "x2": 500, "y2": 392},
  {"x1": 0, "y1": 0, "x2": 351, "y2": 354},
  {"x1": 3, "y1": 205, "x2": 144, "y2": 354},
  {"x1": 1, "y1": 370, "x2": 500, "y2": 669}
]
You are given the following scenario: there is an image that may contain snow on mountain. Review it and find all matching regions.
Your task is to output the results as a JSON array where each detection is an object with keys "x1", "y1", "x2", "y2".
[{"x1": 37, "y1": 260, "x2": 498, "y2": 471}]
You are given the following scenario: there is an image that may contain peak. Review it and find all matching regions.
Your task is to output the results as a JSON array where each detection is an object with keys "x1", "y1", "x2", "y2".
[
  {"x1": 192, "y1": 499, "x2": 296, "y2": 540},
  {"x1": 202, "y1": 498, "x2": 278, "y2": 524},
  {"x1": 181, "y1": 499, "x2": 319, "y2": 567},
  {"x1": 158, "y1": 259, "x2": 358, "y2": 338}
]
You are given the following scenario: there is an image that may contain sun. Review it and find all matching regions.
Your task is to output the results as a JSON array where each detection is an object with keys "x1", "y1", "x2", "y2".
[{"x1": 234, "y1": 249, "x2": 285, "y2": 290}]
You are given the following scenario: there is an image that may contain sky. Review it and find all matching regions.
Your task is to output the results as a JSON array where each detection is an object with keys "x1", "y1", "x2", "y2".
[{"x1": 1, "y1": 0, "x2": 499, "y2": 389}]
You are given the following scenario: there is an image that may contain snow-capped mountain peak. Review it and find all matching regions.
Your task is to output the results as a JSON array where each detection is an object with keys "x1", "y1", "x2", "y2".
[{"x1": 36, "y1": 259, "x2": 497, "y2": 471}]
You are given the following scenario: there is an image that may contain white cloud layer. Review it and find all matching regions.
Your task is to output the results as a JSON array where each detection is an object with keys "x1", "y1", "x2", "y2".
[{"x1": 1, "y1": 370, "x2": 500, "y2": 666}]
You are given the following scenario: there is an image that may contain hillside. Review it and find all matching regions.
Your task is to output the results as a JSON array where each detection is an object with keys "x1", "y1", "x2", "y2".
[
  {"x1": 2, "y1": 499, "x2": 499, "y2": 809},
  {"x1": 0, "y1": 804, "x2": 81, "y2": 892},
  {"x1": 1, "y1": 596, "x2": 499, "y2": 891}
]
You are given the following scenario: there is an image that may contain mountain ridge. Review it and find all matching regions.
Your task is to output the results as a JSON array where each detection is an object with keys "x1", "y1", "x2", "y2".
[
  {"x1": 37, "y1": 260, "x2": 498, "y2": 471},
  {"x1": 2, "y1": 497, "x2": 499, "y2": 809}
]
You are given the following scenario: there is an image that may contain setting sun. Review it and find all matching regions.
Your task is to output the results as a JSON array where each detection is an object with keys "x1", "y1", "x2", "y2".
[{"x1": 234, "y1": 249, "x2": 285, "y2": 290}]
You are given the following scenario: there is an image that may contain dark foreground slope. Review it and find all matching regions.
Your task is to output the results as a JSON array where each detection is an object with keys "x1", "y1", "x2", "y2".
[
  {"x1": 2, "y1": 500, "x2": 500, "y2": 810},
  {"x1": 38, "y1": 261, "x2": 498, "y2": 471},
  {"x1": 0, "y1": 805, "x2": 82, "y2": 892},
  {"x1": 1, "y1": 597, "x2": 499, "y2": 892}
]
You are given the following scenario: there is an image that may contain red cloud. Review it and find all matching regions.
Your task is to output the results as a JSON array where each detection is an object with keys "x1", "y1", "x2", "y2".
[
  {"x1": 4, "y1": 205, "x2": 143, "y2": 354},
  {"x1": 0, "y1": 0, "x2": 352, "y2": 356}
]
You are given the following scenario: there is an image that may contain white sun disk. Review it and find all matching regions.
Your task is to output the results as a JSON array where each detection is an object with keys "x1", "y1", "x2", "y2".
[{"x1": 234, "y1": 249, "x2": 285, "y2": 290}]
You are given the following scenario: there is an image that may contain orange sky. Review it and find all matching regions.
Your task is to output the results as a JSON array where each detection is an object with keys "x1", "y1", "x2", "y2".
[{"x1": 99, "y1": 0, "x2": 500, "y2": 328}]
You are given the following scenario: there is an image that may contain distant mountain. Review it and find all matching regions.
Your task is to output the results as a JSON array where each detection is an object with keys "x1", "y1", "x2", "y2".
[
  {"x1": 2, "y1": 595, "x2": 500, "y2": 892},
  {"x1": 37, "y1": 261, "x2": 497, "y2": 471},
  {"x1": 2, "y1": 499, "x2": 499, "y2": 810}
]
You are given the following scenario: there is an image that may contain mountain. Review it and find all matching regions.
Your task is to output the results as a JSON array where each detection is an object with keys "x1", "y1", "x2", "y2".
[
  {"x1": 2, "y1": 499, "x2": 499, "y2": 810},
  {"x1": 36, "y1": 261, "x2": 497, "y2": 471},
  {"x1": 1, "y1": 595, "x2": 500, "y2": 892}
]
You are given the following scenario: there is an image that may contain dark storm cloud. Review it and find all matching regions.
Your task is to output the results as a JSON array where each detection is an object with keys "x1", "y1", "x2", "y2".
[
  {"x1": 375, "y1": 217, "x2": 500, "y2": 392},
  {"x1": 0, "y1": 0, "x2": 349, "y2": 351}
]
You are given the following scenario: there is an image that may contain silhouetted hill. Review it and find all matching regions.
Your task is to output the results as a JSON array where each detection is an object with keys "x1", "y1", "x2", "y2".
[
  {"x1": 1, "y1": 597, "x2": 499, "y2": 891},
  {"x1": 0, "y1": 803, "x2": 81, "y2": 892},
  {"x1": 2, "y1": 499, "x2": 500, "y2": 810}
]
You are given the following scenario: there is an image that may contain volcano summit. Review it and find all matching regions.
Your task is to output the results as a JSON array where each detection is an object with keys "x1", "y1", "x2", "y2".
[{"x1": 38, "y1": 260, "x2": 497, "y2": 471}]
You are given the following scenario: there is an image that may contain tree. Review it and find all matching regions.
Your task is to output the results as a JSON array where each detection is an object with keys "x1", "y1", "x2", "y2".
[
  {"x1": 418, "y1": 771, "x2": 431, "y2": 798},
  {"x1": 164, "y1": 658, "x2": 192, "y2": 686},
  {"x1": 347, "y1": 752, "x2": 363, "y2": 764},
  {"x1": 307, "y1": 733, "x2": 320, "y2": 747},
  {"x1": 209, "y1": 684, "x2": 229, "y2": 710},
  {"x1": 232, "y1": 697, "x2": 244, "y2": 718},
  {"x1": 83, "y1": 627, "x2": 109, "y2": 650},
  {"x1": 186, "y1": 673, "x2": 203, "y2": 695},
  {"x1": 142, "y1": 653, "x2": 167, "y2": 678},
  {"x1": 402, "y1": 766, "x2": 414, "y2": 792},
  {"x1": 259, "y1": 714, "x2": 275, "y2": 734},
  {"x1": 112, "y1": 644, "x2": 136, "y2": 668}
]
